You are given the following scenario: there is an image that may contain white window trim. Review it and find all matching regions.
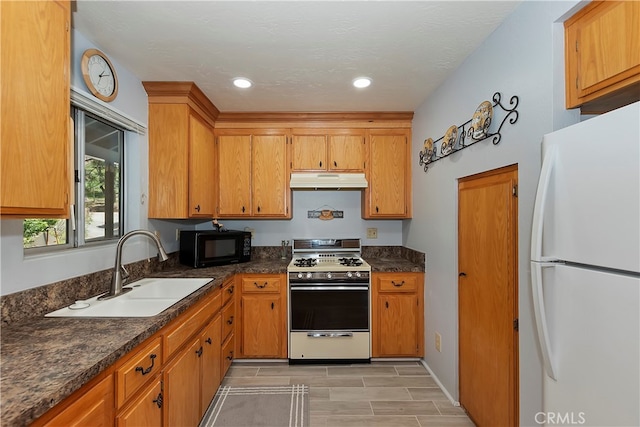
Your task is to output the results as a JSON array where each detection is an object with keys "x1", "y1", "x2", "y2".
[{"x1": 70, "y1": 86, "x2": 147, "y2": 135}]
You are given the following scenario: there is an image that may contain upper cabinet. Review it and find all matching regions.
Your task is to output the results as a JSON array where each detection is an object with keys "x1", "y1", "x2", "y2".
[
  {"x1": 143, "y1": 82, "x2": 219, "y2": 219},
  {"x1": 216, "y1": 129, "x2": 290, "y2": 218},
  {"x1": 565, "y1": 1, "x2": 640, "y2": 113},
  {"x1": 1, "y1": 1, "x2": 71, "y2": 218},
  {"x1": 291, "y1": 129, "x2": 365, "y2": 172},
  {"x1": 363, "y1": 128, "x2": 412, "y2": 219}
]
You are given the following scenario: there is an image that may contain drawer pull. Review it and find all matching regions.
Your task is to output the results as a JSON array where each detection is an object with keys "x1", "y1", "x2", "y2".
[
  {"x1": 205, "y1": 337, "x2": 212, "y2": 345},
  {"x1": 254, "y1": 281, "x2": 268, "y2": 289},
  {"x1": 153, "y1": 392, "x2": 163, "y2": 408},
  {"x1": 227, "y1": 315, "x2": 234, "y2": 325},
  {"x1": 226, "y1": 351, "x2": 234, "y2": 361},
  {"x1": 194, "y1": 204, "x2": 201, "y2": 212},
  {"x1": 135, "y1": 354, "x2": 156, "y2": 376},
  {"x1": 385, "y1": 301, "x2": 389, "y2": 309},
  {"x1": 392, "y1": 280, "x2": 405, "y2": 287},
  {"x1": 227, "y1": 285, "x2": 235, "y2": 294},
  {"x1": 196, "y1": 346, "x2": 203, "y2": 357}
]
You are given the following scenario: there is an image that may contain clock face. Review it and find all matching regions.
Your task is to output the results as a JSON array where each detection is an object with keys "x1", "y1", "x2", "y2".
[
  {"x1": 81, "y1": 49, "x2": 118, "y2": 102},
  {"x1": 87, "y1": 54, "x2": 115, "y2": 97}
]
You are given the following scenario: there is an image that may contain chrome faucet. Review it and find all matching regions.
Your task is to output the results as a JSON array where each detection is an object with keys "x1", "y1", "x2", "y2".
[{"x1": 100, "y1": 229, "x2": 169, "y2": 300}]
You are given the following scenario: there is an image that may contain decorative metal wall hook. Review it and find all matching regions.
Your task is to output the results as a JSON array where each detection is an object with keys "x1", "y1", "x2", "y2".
[{"x1": 418, "y1": 92, "x2": 520, "y2": 172}]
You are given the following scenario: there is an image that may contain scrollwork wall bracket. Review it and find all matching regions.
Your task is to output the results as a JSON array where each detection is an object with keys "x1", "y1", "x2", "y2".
[{"x1": 418, "y1": 92, "x2": 519, "y2": 172}]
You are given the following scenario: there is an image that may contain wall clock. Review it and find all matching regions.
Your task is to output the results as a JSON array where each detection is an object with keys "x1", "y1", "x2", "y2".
[{"x1": 81, "y1": 49, "x2": 118, "y2": 102}]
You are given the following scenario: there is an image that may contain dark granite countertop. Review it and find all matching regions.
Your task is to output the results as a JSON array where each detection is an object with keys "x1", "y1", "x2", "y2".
[{"x1": 0, "y1": 255, "x2": 419, "y2": 426}]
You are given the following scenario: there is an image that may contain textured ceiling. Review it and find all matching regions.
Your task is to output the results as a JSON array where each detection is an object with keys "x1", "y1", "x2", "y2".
[{"x1": 72, "y1": 1, "x2": 520, "y2": 113}]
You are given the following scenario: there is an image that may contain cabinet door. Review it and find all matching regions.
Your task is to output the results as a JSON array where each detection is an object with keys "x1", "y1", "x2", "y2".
[
  {"x1": 1, "y1": 0, "x2": 70, "y2": 217},
  {"x1": 366, "y1": 131, "x2": 410, "y2": 218},
  {"x1": 217, "y1": 134, "x2": 251, "y2": 216},
  {"x1": 252, "y1": 134, "x2": 290, "y2": 217},
  {"x1": 377, "y1": 294, "x2": 419, "y2": 357},
  {"x1": 189, "y1": 113, "x2": 215, "y2": 217},
  {"x1": 328, "y1": 133, "x2": 365, "y2": 171},
  {"x1": 164, "y1": 338, "x2": 201, "y2": 427},
  {"x1": 200, "y1": 314, "x2": 222, "y2": 417},
  {"x1": 291, "y1": 134, "x2": 327, "y2": 171},
  {"x1": 116, "y1": 378, "x2": 163, "y2": 427},
  {"x1": 42, "y1": 375, "x2": 113, "y2": 427},
  {"x1": 241, "y1": 294, "x2": 283, "y2": 358},
  {"x1": 565, "y1": 1, "x2": 640, "y2": 111}
]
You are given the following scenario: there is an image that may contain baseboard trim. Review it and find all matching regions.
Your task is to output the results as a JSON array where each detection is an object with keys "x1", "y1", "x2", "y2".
[{"x1": 420, "y1": 359, "x2": 461, "y2": 407}]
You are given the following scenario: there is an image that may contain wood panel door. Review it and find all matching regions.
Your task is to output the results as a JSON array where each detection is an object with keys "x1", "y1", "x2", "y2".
[
  {"x1": 458, "y1": 165, "x2": 518, "y2": 427},
  {"x1": 240, "y1": 294, "x2": 283, "y2": 358},
  {"x1": 216, "y1": 134, "x2": 251, "y2": 216},
  {"x1": 252, "y1": 133, "x2": 289, "y2": 217},
  {"x1": 163, "y1": 338, "x2": 201, "y2": 427},
  {"x1": 200, "y1": 314, "x2": 221, "y2": 417},
  {"x1": 116, "y1": 378, "x2": 163, "y2": 427},
  {"x1": 328, "y1": 133, "x2": 365, "y2": 171},
  {"x1": 377, "y1": 293, "x2": 419, "y2": 356},
  {"x1": 188, "y1": 113, "x2": 215, "y2": 217},
  {"x1": 291, "y1": 133, "x2": 327, "y2": 171}
]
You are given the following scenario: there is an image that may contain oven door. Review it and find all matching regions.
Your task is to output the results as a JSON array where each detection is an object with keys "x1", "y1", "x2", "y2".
[{"x1": 289, "y1": 284, "x2": 369, "y2": 332}]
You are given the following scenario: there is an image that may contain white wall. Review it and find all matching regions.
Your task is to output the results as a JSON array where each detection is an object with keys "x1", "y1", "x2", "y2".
[{"x1": 405, "y1": 1, "x2": 581, "y2": 426}]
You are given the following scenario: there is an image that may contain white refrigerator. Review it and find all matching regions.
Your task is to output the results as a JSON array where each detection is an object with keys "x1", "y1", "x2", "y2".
[{"x1": 531, "y1": 101, "x2": 640, "y2": 427}]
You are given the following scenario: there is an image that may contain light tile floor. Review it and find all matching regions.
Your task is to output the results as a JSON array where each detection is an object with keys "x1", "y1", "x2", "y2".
[{"x1": 222, "y1": 361, "x2": 475, "y2": 427}]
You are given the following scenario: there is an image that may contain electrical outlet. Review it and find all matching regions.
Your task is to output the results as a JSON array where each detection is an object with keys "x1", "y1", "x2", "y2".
[
  {"x1": 435, "y1": 332, "x2": 442, "y2": 352},
  {"x1": 366, "y1": 228, "x2": 378, "y2": 239}
]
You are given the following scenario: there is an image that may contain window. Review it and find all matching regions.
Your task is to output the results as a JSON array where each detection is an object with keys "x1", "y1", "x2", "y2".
[{"x1": 23, "y1": 108, "x2": 124, "y2": 250}]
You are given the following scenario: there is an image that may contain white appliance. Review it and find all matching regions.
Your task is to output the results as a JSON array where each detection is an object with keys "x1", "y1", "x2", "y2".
[{"x1": 531, "y1": 102, "x2": 640, "y2": 426}]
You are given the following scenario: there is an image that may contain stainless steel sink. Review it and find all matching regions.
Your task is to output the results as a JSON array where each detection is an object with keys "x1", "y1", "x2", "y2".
[{"x1": 45, "y1": 277, "x2": 213, "y2": 318}]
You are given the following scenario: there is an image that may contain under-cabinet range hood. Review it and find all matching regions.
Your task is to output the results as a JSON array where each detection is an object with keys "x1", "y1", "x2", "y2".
[{"x1": 289, "y1": 173, "x2": 368, "y2": 189}]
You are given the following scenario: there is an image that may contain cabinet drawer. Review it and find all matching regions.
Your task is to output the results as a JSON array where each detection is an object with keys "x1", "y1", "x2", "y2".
[
  {"x1": 164, "y1": 295, "x2": 217, "y2": 359},
  {"x1": 378, "y1": 276, "x2": 418, "y2": 292},
  {"x1": 242, "y1": 276, "x2": 281, "y2": 293},
  {"x1": 221, "y1": 278, "x2": 236, "y2": 306},
  {"x1": 222, "y1": 300, "x2": 235, "y2": 341},
  {"x1": 116, "y1": 337, "x2": 162, "y2": 408},
  {"x1": 221, "y1": 333, "x2": 235, "y2": 377}
]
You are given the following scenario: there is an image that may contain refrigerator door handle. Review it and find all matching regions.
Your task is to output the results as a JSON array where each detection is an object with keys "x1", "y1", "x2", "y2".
[
  {"x1": 531, "y1": 145, "x2": 556, "y2": 262},
  {"x1": 531, "y1": 261, "x2": 558, "y2": 380}
]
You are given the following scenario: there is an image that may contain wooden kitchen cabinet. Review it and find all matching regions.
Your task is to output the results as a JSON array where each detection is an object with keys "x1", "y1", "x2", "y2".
[
  {"x1": 215, "y1": 129, "x2": 290, "y2": 218},
  {"x1": 1, "y1": 0, "x2": 71, "y2": 218},
  {"x1": 220, "y1": 277, "x2": 236, "y2": 377},
  {"x1": 200, "y1": 314, "x2": 222, "y2": 417},
  {"x1": 238, "y1": 274, "x2": 287, "y2": 358},
  {"x1": 163, "y1": 337, "x2": 201, "y2": 427},
  {"x1": 116, "y1": 378, "x2": 163, "y2": 427},
  {"x1": 564, "y1": 1, "x2": 640, "y2": 113},
  {"x1": 371, "y1": 272, "x2": 424, "y2": 357},
  {"x1": 291, "y1": 129, "x2": 365, "y2": 172},
  {"x1": 143, "y1": 82, "x2": 219, "y2": 219},
  {"x1": 363, "y1": 129, "x2": 412, "y2": 219}
]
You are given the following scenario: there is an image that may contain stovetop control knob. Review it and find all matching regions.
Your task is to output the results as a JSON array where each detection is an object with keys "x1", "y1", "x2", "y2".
[
  {"x1": 355, "y1": 271, "x2": 362, "y2": 278},
  {"x1": 297, "y1": 273, "x2": 304, "y2": 279},
  {"x1": 346, "y1": 271, "x2": 353, "y2": 278},
  {"x1": 306, "y1": 272, "x2": 313, "y2": 279},
  {"x1": 326, "y1": 272, "x2": 332, "y2": 279}
]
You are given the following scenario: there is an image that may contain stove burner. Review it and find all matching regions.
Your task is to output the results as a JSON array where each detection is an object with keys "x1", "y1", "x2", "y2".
[
  {"x1": 293, "y1": 258, "x2": 317, "y2": 268},
  {"x1": 338, "y1": 257, "x2": 363, "y2": 267}
]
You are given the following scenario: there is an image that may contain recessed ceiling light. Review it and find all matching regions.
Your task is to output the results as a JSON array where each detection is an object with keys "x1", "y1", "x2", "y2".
[
  {"x1": 233, "y1": 78, "x2": 253, "y2": 89},
  {"x1": 353, "y1": 77, "x2": 372, "y2": 88}
]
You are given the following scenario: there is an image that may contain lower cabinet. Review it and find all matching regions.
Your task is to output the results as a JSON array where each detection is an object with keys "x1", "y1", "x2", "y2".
[
  {"x1": 116, "y1": 378, "x2": 163, "y2": 427},
  {"x1": 371, "y1": 272, "x2": 425, "y2": 357},
  {"x1": 164, "y1": 337, "x2": 202, "y2": 427},
  {"x1": 238, "y1": 274, "x2": 287, "y2": 358}
]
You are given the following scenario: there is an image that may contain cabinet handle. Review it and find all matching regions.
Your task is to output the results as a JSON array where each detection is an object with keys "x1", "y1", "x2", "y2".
[
  {"x1": 254, "y1": 281, "x2": 268, "y2": 289},
  {"x1": 195, "y1": 346, "x2": 203, "y2": 357},
  {"x1": 205, "y1": 337, "x2": 212, "y2": 345},
  {"x1": 271, "y1": 302, "x2": 274, "y2": 310},
  {"x1": 459, "y1": 272, "x2": 467, "y2": 277},
  {"x1": 334, "y1": 160, "x2": 337, "y2": 167},
  {"x1": 385, "y1": 301, "x2": 389, "y2": 309},
  {"x1": 242, "y1": 206, "x2": 245, "y2": 213},
  {"x1": 319, "y1": 161, "x2": 322, "y2": 167},
  {"x1": 392, "y1": 280, "x2": 405, "y2": 287},
  {"x1": 153, "y1": 392, "x2": 163, "y2": 409},
  {"x1": 135, "y1": 354, "x2": 156, "y2": 376},
  {"x1": 257, "y1": 206, "x2": 261, "y2": 213},
  {"x1": 227, "y1": 285, "x2": 235, "y2": 294},
  {"x1": 376, "y1": 206, "x2": 379, "y2": 213},
  {"x1": 227, "y1": 316, "x2": 234, "y2": 325},
  {"x1": 226, "y1": 351, "x2": 234, "y2": 361},
  {"x1": 195, "y1": 204, "x2": 201, "y2": 212}
]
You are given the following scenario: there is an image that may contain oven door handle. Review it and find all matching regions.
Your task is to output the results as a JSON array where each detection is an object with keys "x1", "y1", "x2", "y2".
[
  {"x1": 307, "y1": 332, "x2": 354, "y2": 338},
  {"x1": 290, "y1": 286, "x2": 369, "y2": 291}
]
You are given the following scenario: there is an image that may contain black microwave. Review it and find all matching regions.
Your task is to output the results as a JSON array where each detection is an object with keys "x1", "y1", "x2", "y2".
[{"x1": 179, "y1": 230, "x2": 251, "y2": 268}]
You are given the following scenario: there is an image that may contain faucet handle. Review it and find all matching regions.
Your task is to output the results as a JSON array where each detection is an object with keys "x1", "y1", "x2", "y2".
[{"x1": 121, "y1": 265, "x2": 130, "y2": 280}]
